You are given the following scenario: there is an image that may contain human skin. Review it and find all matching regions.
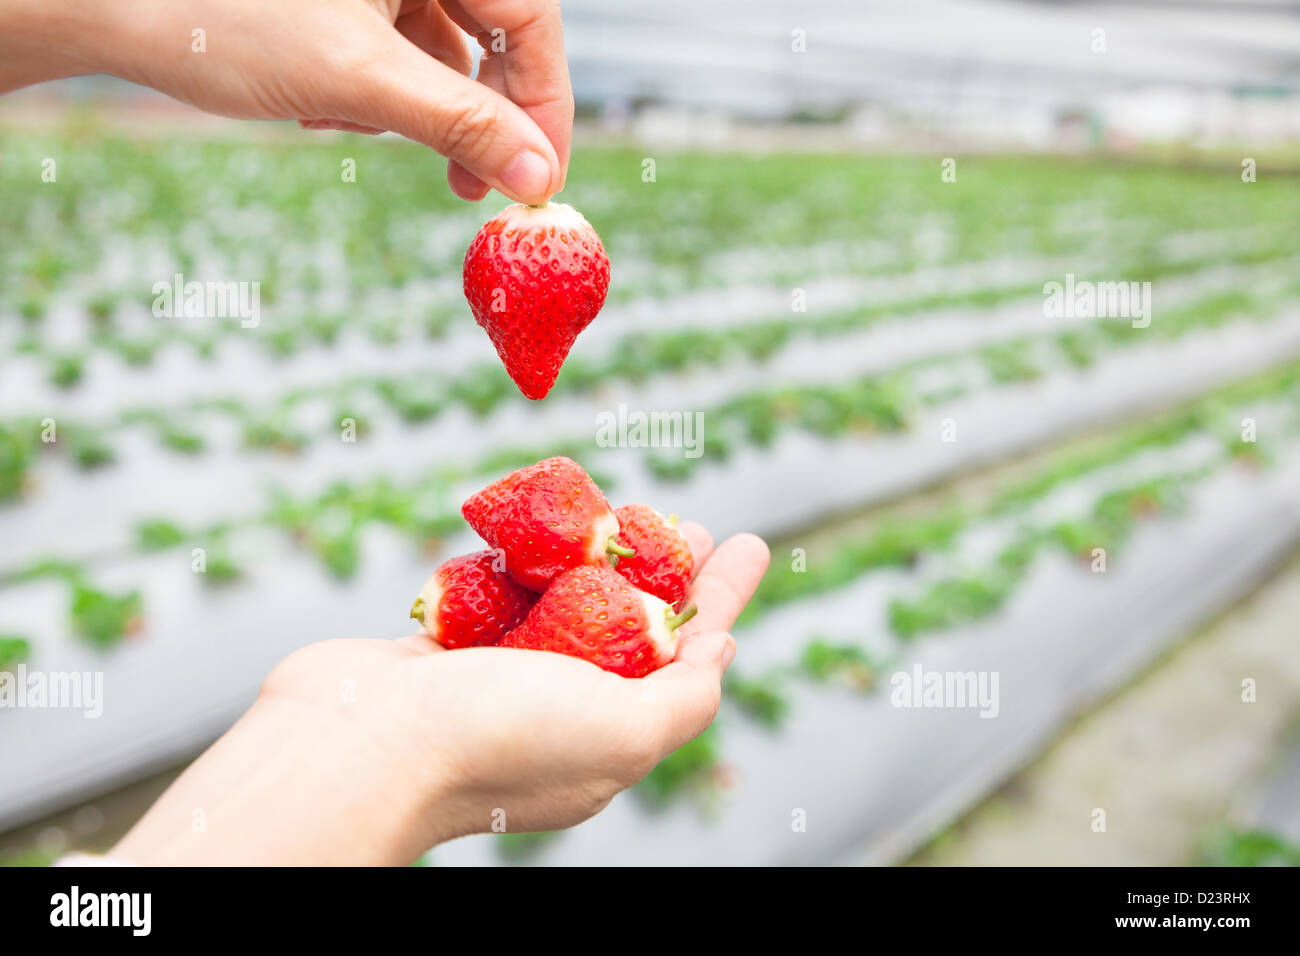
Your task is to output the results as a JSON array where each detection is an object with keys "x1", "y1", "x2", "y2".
[
  {"x1": 0, "y1": 0, "x2": 572, "y2": 203},
  {"x1": 111, "y1": 526, "x2": 769, "y2": 865}
]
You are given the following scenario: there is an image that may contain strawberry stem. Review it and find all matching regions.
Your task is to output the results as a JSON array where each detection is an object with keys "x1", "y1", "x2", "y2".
[
  {"x1": 665, "y1": 604, "x2": 698, "y2": 631},
  {"x1": 409, "y1": 597, "x2": 425, "y2": 622},
  {"x1": 606, "y1": 537, "x2": 636, "y2": 559}
]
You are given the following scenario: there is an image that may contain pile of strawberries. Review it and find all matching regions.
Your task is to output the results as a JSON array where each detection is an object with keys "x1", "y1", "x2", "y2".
[{"x1": 409, "y1": 457, "x2": 697, "y2": 678}]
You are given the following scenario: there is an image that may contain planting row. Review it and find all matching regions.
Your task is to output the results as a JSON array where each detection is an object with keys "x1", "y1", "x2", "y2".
[
  {"x1": 4, "y1": 133, "x2": 1296, "y2": 362},
  {"x1": 3, "y1": 271, "x2": 1298, "y2": 592},
  {"x1": 5, "y1": 226, "x2": 1296, "y2": 444}
]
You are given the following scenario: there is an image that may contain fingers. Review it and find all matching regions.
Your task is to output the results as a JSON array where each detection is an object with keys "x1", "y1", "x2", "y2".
[
  {"x1": 332, "y1": 29, "x2": 560, "y2": 205},
  {"x1": 683, "y1": 533, "x2": 771, "y2": 635},
  {"x1": 397, "y1": 3, "x2": 489, "y2": 199},
  {"x1": 676, "y1": 520, "x2": 714, "y2": 578},
  {"x1": 639, "y1": 629, "x2": 735, "y2": 753},
  {"x1": 448, "y1": 51, "x2": 507, "y2": 199},
  {"x1": 395, "y1": 631, "x2": 449, "y2": 655},
  {"x1": 299, "y1": 119, "x2": 386, "y2": 134},
  {"x1": 672, "y1": 628, "x2": 736, "y2": 674},
  {"x1": 440, "y1": 0, "x2": 574, "y2": 190},
  {"x1": 630, "y1": 533, "x2": 767, "y2": 758},
  {"x1": 447, "y1": 159, "x2": 492, "y2": 201},
  {"x1": 397, "y1": 2, "x2": 474, "y2": 76}
]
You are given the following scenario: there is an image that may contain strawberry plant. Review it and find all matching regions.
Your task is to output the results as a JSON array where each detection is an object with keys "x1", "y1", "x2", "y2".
[
  {"x1": 134, "y1": 519, "x2": 188, "y2": 553},
  {"x1": 200, "y1": 550, "x2": 242, "y2": 586},
  {"x1": 638, "y1": 727, "x2": 722, "y2": 808},
  {"x1": 1197, "y1": 828, "x2": 1300, "y2": 867},
  {"x1": 69, "y1": 583, "x2": 143, "y2": 648},
  {"x1": 158, "y1": 424, "x2": 205, "y2": 455},
  {"x1": 62, "y1": 427, "x2": 115, "y2": 471},
  {"x1": 725, "y1": 673, "x2": 790, "y2": 730},
  {"x1": 48, "y1": 353, "x2": 85, "y2": 390},
  {"x1": 799, "y1": 640, "x2": 879, "y2": 691},
  {"x1": 495, "y1": 831, "x2": 561, "y2": 863},
  {"x1": 0, "y1": 425, "x2": 33, "y2": 502},
  {"x1": 0, "y1": 636, "x2": 30, "y2": 671},
  {"x1": 310, "y1": 528, "x2": 361, "y2": 581}
]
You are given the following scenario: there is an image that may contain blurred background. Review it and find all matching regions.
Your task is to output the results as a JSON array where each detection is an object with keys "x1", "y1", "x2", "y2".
[{"x1": 2, "y1": 0, "x2": 1300, "y2": 866}]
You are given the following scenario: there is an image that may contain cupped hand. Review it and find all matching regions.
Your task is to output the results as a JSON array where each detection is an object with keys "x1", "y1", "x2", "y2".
[
  {"x1": 22, "y1": 0, "x2": 572, "y2": 204},
  {"x1": 382, "y1": 524, "x2": 770, "y2": 840},
  {"x1": 113, "y1": 524, "x2": 769, "y2": 865}
]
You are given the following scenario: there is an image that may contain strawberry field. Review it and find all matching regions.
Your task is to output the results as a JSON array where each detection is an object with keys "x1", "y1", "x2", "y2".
[{"x1": 2, "y1": 128, "x2": 1300, "y2": 863}]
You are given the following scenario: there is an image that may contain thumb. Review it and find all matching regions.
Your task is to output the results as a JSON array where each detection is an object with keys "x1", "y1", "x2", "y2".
[
  {"x1": 331, "y1": 32, "x2": 560, "y2": 205},
  {"x1": 638, "y1": 630, "x2": 736, "y2": 753}
]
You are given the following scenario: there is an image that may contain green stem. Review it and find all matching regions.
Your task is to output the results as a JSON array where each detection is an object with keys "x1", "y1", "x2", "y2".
[
  {"x1": 409, "y1": 597, "x2": 425, "y2": 622},
  {"x1": 665, "y1": 604, "x2": 698, "y2": 631},
  {"x1": 606, "y1": 537, "x2": 636, "y2": 559}
]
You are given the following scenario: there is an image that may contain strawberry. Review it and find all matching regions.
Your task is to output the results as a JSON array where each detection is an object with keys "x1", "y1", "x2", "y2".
[
  {"x1": 461, "y1": 456, "x2": 634, "y2": 592},
  {"x1": 501, "y1": 564, "x2": 698, "y2": 678},
  {"x1": 463, "y1": 202, "x2": 611, "y2": 400},
  {"x1": 409, "y1": 550, "x2": 537, "y2": 649},
  {"x1": 612, "y1": 505, "x2": 694, "y2": 609}
]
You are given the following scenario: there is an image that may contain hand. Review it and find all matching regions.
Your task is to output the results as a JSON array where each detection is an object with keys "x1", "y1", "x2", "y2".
[
  {"x1": 0, "y1": 0, "x2": 572, "y2": 204},
  {"x1": 112, "y1": 525, "x2": 770, "y2": 865}
]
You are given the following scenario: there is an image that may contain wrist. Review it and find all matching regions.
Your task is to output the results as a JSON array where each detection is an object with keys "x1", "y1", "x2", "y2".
[
  {"x1": 113, "y1": 693, "x2": 458, "y2": 866},
  {"x1": 0, "y1": 0, "x2": 121, "y2": 92}
]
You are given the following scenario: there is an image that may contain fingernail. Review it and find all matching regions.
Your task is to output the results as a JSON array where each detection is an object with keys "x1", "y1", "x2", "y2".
[
  {"x1": 501, "y1": 150, "x2": 553, "y2": 203},
  {"x1": 720, "y1": 639, "x2": 736, "y2": 670}
]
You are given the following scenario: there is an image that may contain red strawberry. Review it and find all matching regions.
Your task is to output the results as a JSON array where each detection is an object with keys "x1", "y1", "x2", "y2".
[
  {"x1": 612, "y1": 505, "x2": 694, "y2": 609},
  {"x1": 409, "y1": 550, "x2": 537, "y2": 649},
  {"x1": 462, "y1": 456, "x2": 634, "y2": 592},
  {"x1": 463, "y1": 202, "x2": 611, "y2": 400},
  {"x1": 501, "y1": 564, "x2": 698, "y2": 678}
]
